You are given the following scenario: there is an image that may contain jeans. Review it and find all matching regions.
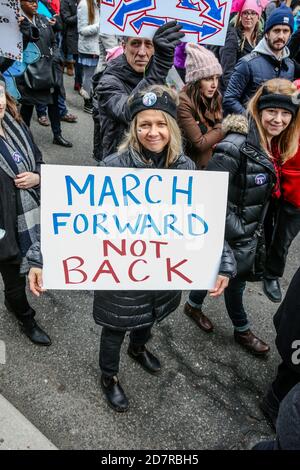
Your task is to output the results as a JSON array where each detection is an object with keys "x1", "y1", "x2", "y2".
[
  {"x1": 36, "y1": 94, "x2": 68, "y2": 119},
  {"x1": 21, "y1": 90, "x2": 61, "y2": 137},
  {"x1": 188, "y1": 277, "x2": 249, "y2": 331},
  {"x1": 0, "y1": 263, "x2": 34, "y2": 320},
  {"x1": 99, "y1": 325, "x2": 152, "y2": 377},
  {"x1": 265, "y1": 200, "x2": 300, "y2": 279}
]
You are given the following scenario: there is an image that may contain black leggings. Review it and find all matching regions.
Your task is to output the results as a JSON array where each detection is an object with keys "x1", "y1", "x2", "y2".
[
  {"x1": 0, "y1": 263, "x2": 34, "y2": 320},
  {"x1": 20, "y1": 90, "x2": 61, "y2": 137}
]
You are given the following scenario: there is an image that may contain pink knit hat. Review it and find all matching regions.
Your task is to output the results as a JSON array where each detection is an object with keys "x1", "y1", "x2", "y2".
[
  {"x1": 185, "y1": 43, "x2": 222, "y2": 83},
  {"x1": 241, "y1": 0, "x2": 263, "y2": 16},
  {"x1": 106, "y1": 46, "x2": 124, "y2": 63}
]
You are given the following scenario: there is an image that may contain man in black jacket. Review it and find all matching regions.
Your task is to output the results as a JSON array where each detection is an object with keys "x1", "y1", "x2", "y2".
[{"x1": 95, "y1": 21, "x2": 184, "y2": 161}]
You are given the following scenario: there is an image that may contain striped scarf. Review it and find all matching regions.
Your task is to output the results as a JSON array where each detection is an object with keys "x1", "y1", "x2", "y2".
[{"x1": 0, "y1": 112, "x2": 41, "y2": 273}]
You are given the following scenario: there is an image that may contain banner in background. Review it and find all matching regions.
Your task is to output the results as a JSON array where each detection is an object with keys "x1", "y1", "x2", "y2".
[
  {"x1": 100, "y1": 0, "x2": 233, "y2": 46},
  {"x1": 41, "y1": 165, "x2": 228, "y2": 290},
  {"x1": 0, "y1": 0, "x2": 22, "y2": 61}
]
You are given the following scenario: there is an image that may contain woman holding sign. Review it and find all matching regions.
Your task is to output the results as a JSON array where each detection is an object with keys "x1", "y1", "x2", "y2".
[
  {"x1": 94, "y1": 85, "x2": 236, "y2": 412},
  {"x1": 0, "y1": 75, "x2": 51, "y2": 346},
  {"x1": 185, "y1": 78, "x2": 300, "y2": 356}
]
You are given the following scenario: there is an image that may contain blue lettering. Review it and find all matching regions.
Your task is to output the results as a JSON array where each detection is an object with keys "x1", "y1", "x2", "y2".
[
  {"x1": 73, "y1": 214, "x2": 88, "y2": 234},
  {"x1": 93, "y1": 213, "x2": 109, "y2": 234},
  {"x1": 163, "y1": 214, "x2": 183, "y2": 236},
  {"x1": 145, "y1": 175, "x2": 162, "y2": 204},
  {"x1": 188, "y1": 214, "x2": 208, "y2": 236},
  {"x1": 114, "y1": 214, "x2": 143, "y2": 234},
  {"x1": 172, "y1": 176, "x2": 193, "y2": 206},
  {"x1": 52, "y1": 213, "x2": 71, "y2": 235},
  {"x1": 65, "y1": 175, "x2": 95, "y2": 206},
  {"x1": 140, "y1": 214, "x2": 162, "y2": 236},
  {"x1": 98, "y1": 176, "x2": 119, "y2": 206},
  {"x1": 122, "y1": 174, "x2": 141, "y2": 206}
]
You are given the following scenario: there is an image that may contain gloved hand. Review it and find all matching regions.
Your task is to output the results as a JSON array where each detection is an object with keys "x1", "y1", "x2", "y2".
[{"x1": 153, "y1": 21, "x2": 185, "y2": 54}]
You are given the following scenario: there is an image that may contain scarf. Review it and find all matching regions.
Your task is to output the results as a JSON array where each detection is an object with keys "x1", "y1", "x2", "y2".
[{"x1": 0, "y1": 112, "x2": 41, "y2": 273}]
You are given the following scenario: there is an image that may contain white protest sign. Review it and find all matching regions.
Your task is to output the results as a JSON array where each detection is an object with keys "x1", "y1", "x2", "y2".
[
  {"x1": 0, "y1": 0, "x2": 22, "y2": 61},
  {"x1": 100, "y1": 0, "x2": 232, "y2": 46},
  {"x1": 41, "y1": 165, "x2": 228, "y2": 290}
]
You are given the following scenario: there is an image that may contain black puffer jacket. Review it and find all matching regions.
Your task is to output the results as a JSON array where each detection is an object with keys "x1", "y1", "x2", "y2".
[
  {"x1": 93, "y1": 147, "x2": 236, "y2": 330},
  {"x1": 207, "y1": 114, "x2": 276, "y2": 243},
  {"x1": 96, "y1": 49, "x2": 176, "y2": 160}
]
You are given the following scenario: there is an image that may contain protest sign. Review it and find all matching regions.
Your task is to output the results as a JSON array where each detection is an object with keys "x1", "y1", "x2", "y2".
[
  {"x1": 41, "y1": 165, "x2": 228, "y2": 291},
  {"x1": 0, "y1": 0, "x2": 22, "y2": 61},
  {"x1": 100, "y1": 0, "x2": 232, "y2": 46}
]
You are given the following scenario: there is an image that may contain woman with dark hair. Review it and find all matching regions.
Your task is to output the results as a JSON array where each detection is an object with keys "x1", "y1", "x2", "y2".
[
  {"x1": 184, "y1": 78, "x2": 300, "y2": 356},
  {"x1": 0, "y1": 76, "x2": 50, "y2": 346},
  {"x1": 177, "y1": 44, "x2": 224, "y2": 169}
]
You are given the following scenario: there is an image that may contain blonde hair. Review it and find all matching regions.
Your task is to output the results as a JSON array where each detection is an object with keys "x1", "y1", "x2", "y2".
[
  {"x1": 87, "y1": 0, "x2": 96, "y2": 25},
  {"x1": 247, "y1": 78, "x2": 300, "y2": 162},
  {"x1": 119, "y1": 85, "x2": 183, "y2": 168}
]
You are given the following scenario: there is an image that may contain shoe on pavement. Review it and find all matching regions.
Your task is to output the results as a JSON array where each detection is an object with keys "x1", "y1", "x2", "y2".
[
  {"x1": 101, "y1": 375, "x2": 129, "y2": 412},
  {"x1": 234, "y1": 329, "x2": 270, "y2": 356},
  {"x1": 128, "y1": 345, "x2": 161, "y2": 374},
  {"x1": 60, "y1": 112, "x2": 78, "y2": 123},
  {"x1": 263, "y1": 278, "x2": 282, "y2": 303},
  {"x1": 53, "y1": 134, "x2": 73, "y2": 147},
  {"x1": 38, "y1": 115, "x2": 50, "y2": 126},
  {"x1": 83, "y1": 100, "x2": 93, "y2": 114},
  {"x1": 183, "y1": 302, "x2": 213, "y2": 332}
]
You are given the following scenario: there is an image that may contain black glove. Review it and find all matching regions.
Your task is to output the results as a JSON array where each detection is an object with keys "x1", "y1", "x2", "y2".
[{"x1": 153, "y1": 21, "x2": 185, "y2": 54}]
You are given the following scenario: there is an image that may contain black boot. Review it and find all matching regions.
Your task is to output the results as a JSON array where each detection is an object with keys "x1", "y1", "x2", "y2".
[
  {"x1": 101, "y1": 375, "x2": 129, "y2": 412},
  {"x1": 83, "y1": 99, "x2": 93, "y2": 114},
  {"x1": 263, "y1": 277, "x2": 282, "y2": 303},
  {"x1": 53, "y1": 134, "x2": 73, "y2": 147},
  {"x1": 260, "y1": 387, "x2": 280, "y2": 431},
  {"x1": 5, "y1": 301, "x2": 51, "y2": 346},
  {"x1": 128, "y1": 344, "x2": 161, "y2": 374}
]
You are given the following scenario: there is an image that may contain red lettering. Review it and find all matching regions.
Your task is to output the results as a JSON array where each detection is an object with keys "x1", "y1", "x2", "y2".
[
  {"x1": 149, "y1": 240, "x2": 168, "y2": 258},
  {"x1": 130, "y1": 240, "x2": 146, "y2": 257},
  {"x1": 128, "y1": 259, "x2": 149, "y2": 282},
  {"x1": 103, "y1": 239, "x2": 126, "y2": 257},
  {"x1": 166, "y1": 258, "x2": 192, "y2": 284},
  {"x1": 92, "y1": 260, "x2": 120, "y2": 283},
  {"x1": 63, "y1": 256, "x2": 87, "y2": 284}
]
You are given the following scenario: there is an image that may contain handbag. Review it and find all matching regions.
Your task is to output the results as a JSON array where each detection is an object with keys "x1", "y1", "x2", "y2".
[{"x1": 24, "y1": 54, "x2": 55, "y2": 91}]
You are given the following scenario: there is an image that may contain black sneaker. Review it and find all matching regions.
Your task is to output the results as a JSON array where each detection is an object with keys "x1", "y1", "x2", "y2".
[
  {"x1": 101, "y1": 375, "x2": 129, "y2": 412},
  {"x1": 84, "y1": 99, "x2": 93, "y2": 114}
]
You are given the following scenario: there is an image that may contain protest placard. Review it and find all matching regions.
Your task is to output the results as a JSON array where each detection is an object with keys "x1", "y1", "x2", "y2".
[
  {"x1": 100, "y1": 0, "x2": 232, "y2": 46},
  {"x1": 41, "y1": 165, "x2": 228, "y2": 291},
  {"x1": 0, "y1": 0, "x2": 22, "y2": 61}
]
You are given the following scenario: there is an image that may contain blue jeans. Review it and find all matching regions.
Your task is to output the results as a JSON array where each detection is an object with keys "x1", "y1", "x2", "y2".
[
  {"x1": 188, "y1": 278, "x2": 249, "y2": 331},
  {"x1": 36, "y1": 94, "x2": 68, "y2": 119}
]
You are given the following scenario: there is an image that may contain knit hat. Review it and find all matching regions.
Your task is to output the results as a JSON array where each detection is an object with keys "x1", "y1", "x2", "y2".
[
  {"x1": 241, "y1": 0, "x2": 263, "y2": 16},
  {"x1": 106, "y1": 46, "x2": 124, "y2": 63},
  {"x1": 129, "y1": 90, "x2": 177, "y2": 120},
  {"x1": 264, "y1": 3, "x2": 294, "y2": 33},
  {"x1": 185, "y1": 43, "x2": 222, "y2": 83},
  {"x1": 258, "y1": 86, "x2": 300, "y2": 117}
]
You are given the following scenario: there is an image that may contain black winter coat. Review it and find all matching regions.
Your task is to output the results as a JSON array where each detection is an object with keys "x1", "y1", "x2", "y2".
[
  {"x1": 16, "y1": 14, "x2": 63, "y2": 106},
  {"x1": 93, "y1": 147, "x2": 236, "y2": 330},
  {"x1": 60, "y1": 0, "x2": 79, "y2": 55},
  {"x1": 219, "y1": 26, "x2": 262, "y2": 94},
  {"x1": 274, "y1": 266, "x2": 300, "y2": 375},
  {"x1": 96, "y1": 49, "x2": 176, "y2": 160},
  {"x1": 223, "y1": 48, "x2": 295, "y2": 115},
  {"x1": 207, "y1": 115, "x2": 276, "y2": 245}
]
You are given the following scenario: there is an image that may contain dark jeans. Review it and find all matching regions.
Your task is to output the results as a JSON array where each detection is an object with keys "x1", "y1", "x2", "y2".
[
  {"x1": 0, "y1": 263, "x2": 34, "y2": 320},
  {"x1": 188, "y1": 277, "x2": 248, "y2": 331},
  {"x1": 36, "y1": 94, "x2": 68, "y2": 119},
  {"x1": 272, "y1": 361, "x2": 300, "y2": 403},
  {"x1": 20, "y1": 90, "x2": 61, "y2": 137},
  {"x1": 265, "y1": 200, "x2": 300, "y2": 279},
  {"x1": 99, "y1": 325, "x2": 152, "y2": 377},
  {"x1": 74, "y1": 54, "x2": 83, "y2": 86}
]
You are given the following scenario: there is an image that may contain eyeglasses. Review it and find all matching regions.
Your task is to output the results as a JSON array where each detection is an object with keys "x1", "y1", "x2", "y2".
[{"x1": 241, "y1": 10, "x2": 258, "y2": 17}]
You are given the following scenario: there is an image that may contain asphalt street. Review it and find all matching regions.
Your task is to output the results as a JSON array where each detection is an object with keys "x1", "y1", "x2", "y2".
[{"x1": 0, "y1": 76, "x2": 299, "y2": 450}]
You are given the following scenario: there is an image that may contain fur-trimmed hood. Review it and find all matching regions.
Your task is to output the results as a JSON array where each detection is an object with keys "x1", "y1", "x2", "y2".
[{"x1": 221, "y1": 114, "x2": 249, "y2": 136}]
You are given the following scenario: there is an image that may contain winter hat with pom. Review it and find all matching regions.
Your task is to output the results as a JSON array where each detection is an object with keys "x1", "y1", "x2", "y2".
[{"x1": 185, "y1": 43, "x2": 222, "y2": 83}]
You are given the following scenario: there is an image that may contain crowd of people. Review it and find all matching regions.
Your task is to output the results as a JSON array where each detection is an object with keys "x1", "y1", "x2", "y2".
[{"x1": 1, "y1": 0, "x2": 300, "y2": 449}]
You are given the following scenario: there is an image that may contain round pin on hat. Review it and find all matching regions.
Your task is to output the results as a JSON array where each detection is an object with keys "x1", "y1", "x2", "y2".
[{"x1": 142, "y1": 92, "x2": 158, "y2": 107}]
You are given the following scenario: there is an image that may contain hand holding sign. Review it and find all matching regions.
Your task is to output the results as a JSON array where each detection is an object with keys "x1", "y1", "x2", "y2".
[{"x1": 153, "y1": 21, "x2": 185, "y2": 53}]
